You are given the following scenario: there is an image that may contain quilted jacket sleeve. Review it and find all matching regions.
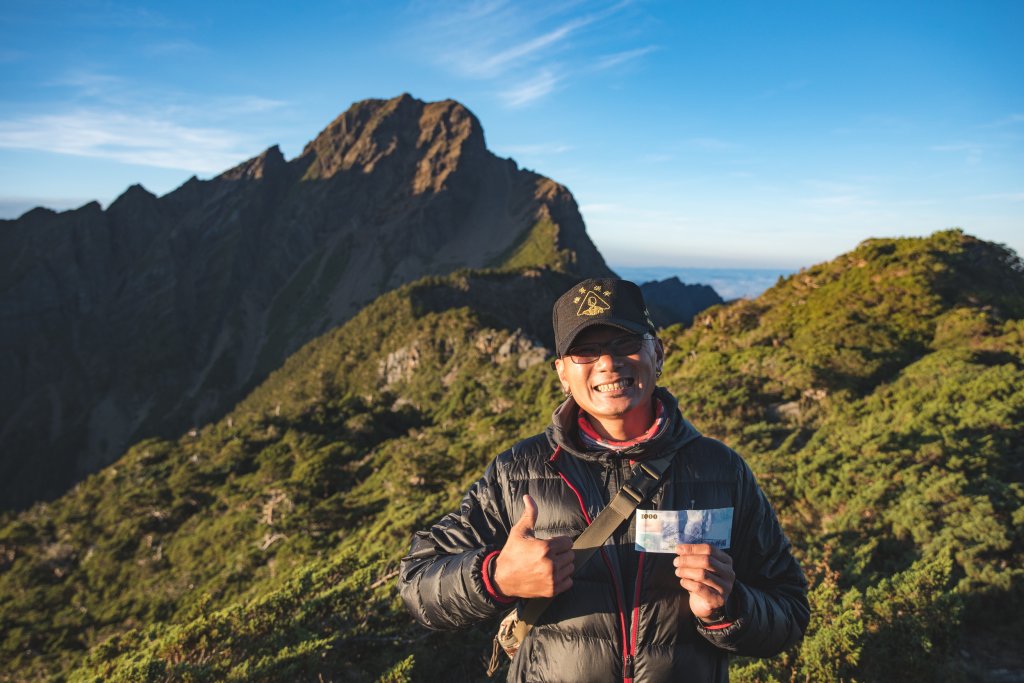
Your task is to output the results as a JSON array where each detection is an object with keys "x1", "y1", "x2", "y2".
[
  {"x1": 696, "y1": 455, "x2": 810, "y2": 657},
  {"x1": 399, "y1": 456, "x2": 515, "y2": 630}
]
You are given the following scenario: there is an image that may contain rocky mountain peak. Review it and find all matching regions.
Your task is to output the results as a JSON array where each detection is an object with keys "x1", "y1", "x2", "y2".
[
  {"x1": 11, "y1": 206, "x2": 56, "y2": 222},
  {"x1": 0, "y1": 93, "x2": 612, "y2": 511},
  {"x1": 218, "y1": 145, "x2": 287, "y2": 181},
  {"x1": 108, "y1": 183, "x2": 157, "y2": 212},
  {"x1": 299, "y1": 94, "x2": 486, "y2": 192}
]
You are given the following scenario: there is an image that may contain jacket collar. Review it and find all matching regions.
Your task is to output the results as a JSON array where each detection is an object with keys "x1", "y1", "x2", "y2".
[{"x1": 546, "y1": 386, "x2": 701, "y2": 464}]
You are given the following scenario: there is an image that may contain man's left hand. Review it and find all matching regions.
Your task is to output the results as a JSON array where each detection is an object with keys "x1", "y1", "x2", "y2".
[{"x1": 673, "y1": 544, "x2": 735, "y2": 619}]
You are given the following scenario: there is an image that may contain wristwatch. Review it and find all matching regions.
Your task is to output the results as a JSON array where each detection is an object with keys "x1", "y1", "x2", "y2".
[
  {"x1": 696, "y1": 597, "x2": 735, "y2": 626},
  {"x1": 696, "y1": 606, "x2": 730, "y2": 625}
]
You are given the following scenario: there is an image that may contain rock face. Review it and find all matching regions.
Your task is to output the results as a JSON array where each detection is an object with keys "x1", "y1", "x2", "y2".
[
  {"x1": 639, "y1": 277, "x2": 723, "y2": 328},
  {"x1": 0, "y1": 94, "x2": 614, "y2": 510}
]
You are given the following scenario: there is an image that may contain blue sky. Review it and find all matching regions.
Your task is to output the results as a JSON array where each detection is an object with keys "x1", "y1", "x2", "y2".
[{"x1": 1, "y1": 0, "x2": 1021, "y2": 269}]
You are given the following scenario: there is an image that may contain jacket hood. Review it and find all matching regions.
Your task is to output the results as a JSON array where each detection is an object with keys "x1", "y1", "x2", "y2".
[{"x1": 546, "y1": 386, "x2": 701, "y2": 465}]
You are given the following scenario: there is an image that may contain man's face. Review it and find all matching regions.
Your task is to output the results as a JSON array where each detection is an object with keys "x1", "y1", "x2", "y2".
[{"x1": 554, "y1": 325, "x2": 664, "y2": 424}]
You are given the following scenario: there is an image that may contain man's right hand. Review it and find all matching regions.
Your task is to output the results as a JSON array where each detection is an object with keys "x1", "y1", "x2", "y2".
[{"x1": 492, "y1": 495, "x2": 575, "y2": 598}]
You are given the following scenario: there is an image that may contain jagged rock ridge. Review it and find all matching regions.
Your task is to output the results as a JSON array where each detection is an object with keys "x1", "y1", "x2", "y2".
[{"x1": 0, "y1": 93, "x2": 614, "y2": 510}]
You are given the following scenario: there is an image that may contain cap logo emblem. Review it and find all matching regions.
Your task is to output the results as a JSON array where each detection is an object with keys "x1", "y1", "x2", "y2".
[{"x1": 575, "y1": 285, "x2": 611, "y2": 317}]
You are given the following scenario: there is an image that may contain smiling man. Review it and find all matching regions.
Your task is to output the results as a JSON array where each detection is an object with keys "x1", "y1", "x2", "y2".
[{"x1": 400, "y1": 278, "x2": 809, "y2": 682}]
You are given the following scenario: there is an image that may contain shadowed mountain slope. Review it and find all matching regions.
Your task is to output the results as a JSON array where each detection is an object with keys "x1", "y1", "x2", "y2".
[
  {"x1": 1, "y1": 230, "x2": 1021, "y2": 681},
  {"x1": 0, "y1": 94, "x2": 613, "y2": 510}
]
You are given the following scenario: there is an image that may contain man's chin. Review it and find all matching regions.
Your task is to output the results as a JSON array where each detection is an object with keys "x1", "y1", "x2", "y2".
[{"x1": 584, "y1": 393, "x2": 638, "y2": 417}]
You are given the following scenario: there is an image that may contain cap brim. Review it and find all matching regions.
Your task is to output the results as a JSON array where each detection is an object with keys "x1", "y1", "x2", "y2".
[{"x1": 557, "y1": 317, "x2": 649, "y2": 357}]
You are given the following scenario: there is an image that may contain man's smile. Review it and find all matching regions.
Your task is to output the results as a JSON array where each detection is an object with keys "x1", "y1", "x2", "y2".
[{"x1": 594, "y1": 377, "x2": 635, "y2": 393}]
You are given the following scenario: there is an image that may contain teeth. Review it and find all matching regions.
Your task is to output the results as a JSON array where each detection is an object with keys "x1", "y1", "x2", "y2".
[{"x1": 595, "y1": 378, "x2": 633, "y2": 392}]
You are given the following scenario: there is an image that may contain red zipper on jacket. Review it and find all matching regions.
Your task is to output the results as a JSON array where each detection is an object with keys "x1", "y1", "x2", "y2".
[
  {"x1": 556, "y1": 468, "x2": 631, "y2": 682},
  {"x1": 625, "y1": 551, "x2": 646, "y2": 682}
]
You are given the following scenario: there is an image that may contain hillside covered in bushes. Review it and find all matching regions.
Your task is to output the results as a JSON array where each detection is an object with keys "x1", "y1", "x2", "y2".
[{"x1": 1, "y1": 230, "x2": 1021, "y2": 681}]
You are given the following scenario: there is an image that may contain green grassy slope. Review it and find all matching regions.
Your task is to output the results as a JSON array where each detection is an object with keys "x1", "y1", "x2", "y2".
[
  {"x1": 0, "y1": 269, "x2": 577, "y2": 682},
  {"x1": 659, "y1": 230, "x2": 1024, "y2": 681},
  {"x1": 1, "y1": 230, "x2": 1022, "y2": 682}
]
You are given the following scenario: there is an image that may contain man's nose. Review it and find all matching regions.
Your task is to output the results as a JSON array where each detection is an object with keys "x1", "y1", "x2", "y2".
[{"x1": 594, "y1": 350, "x2": 618, "y2": 370}]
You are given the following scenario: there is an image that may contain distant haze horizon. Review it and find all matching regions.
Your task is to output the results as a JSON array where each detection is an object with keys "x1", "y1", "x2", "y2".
[{"x1": 613, "y1": 266, "x2": 793, "y2": 301}]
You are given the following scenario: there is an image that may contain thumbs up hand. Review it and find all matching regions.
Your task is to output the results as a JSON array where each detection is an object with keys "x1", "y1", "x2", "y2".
[{"x1": 492, "y1": 495, "x2": 575, "y2": 598}]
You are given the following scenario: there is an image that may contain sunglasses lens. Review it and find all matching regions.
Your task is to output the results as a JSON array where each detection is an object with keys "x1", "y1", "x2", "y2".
[
  {"x1": 568, "y1": 344, "x2": 600, "y2": 364},
  {"x1": 567, "y1": 335, "x2": 647, "y2": 364},
  {"x1": 611, "y1": 337, "x2": 643, "y2": 355}
]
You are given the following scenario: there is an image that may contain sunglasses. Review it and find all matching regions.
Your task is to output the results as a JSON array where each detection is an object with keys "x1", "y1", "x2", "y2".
[{"x1": 565, "y1": 333, "x2": 653, "y2": 364}]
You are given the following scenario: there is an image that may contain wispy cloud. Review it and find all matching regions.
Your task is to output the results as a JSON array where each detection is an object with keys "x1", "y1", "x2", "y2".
[
  {"x1": 466, "y1": 14, "x2": 595, "y2": 78},
  {"x1": 0, "y1": 110, "x2": 251, "y2": 172},
  {"x1": 47, "y1": 69, "x2": 126, "y2": 96},
  {"x1": 216, "y1": 96, "x2": 289, "y2": 115},
  {"x1": 500, "y1": 69, "x2": 562, "y2": 107},
  {"x1": 412, "y1": 0, "x2": 650, "y2": 108},
  {"x1": 1, "y1": 67, "x2": 290, "y2": 173},
  {"x1": 593, "y1": 45, "x2": 658, "y2": 70},
  {"x1": 43, "y1": 68, "x2": 286, "y2": 118},
  {"x1": 427, "y1": 1, "x2": 596, "y2": 79}
]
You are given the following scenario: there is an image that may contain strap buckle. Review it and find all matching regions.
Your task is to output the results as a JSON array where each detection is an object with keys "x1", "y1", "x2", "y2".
[
  {"x1": 638, "y1": 462, "x2": 661, "y2": 480},
  {"x1": 621, "y1": 484, "x2": 643, "y2": 504}
]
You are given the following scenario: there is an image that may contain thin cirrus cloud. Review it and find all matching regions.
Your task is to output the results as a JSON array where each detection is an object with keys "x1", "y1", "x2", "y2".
[
  {"x1": 1, "y1": 64, "x2": 288, "y2": 173},
  {"x1": 0, "y1": 110, "x2": 252, "y2": 173},
  {"x1": 45, "y1": 70, "x2": 127, "y2": 97},
  {"x1": 461, "y1": 15, "x2": 595, "y2": 79},
  {"x1": 592, "y1": 46, "x2": 659, "y2": 71},
  {"x1": 415, "y1": 0, "x2": 649, "y2": 107},
  {"x1": 499, "y1": 69, "x2": 562, "y2": 107}
]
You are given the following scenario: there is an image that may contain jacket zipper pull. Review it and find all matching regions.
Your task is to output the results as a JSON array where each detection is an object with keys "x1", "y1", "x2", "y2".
[{"x1": 623, "y1": 653, "x2": 634, "y2": 679}]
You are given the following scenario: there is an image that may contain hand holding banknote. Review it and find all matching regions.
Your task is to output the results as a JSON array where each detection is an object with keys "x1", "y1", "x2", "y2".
[{"x1": 673, "y1": 544, "x2": 735, "y2": 620}]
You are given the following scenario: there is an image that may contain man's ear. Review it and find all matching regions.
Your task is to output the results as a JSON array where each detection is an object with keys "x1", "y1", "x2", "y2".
[
  {"x1": 554, "y1": 357, "x2": 569, "y2": 391},
  {"x1": 654, "y1": 337, "x2": 665, "y2": 368}
]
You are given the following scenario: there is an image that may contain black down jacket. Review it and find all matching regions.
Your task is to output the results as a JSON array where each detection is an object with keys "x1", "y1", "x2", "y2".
[{"x1": 400, "y1": 388, "x2": 809, "y2": 682}]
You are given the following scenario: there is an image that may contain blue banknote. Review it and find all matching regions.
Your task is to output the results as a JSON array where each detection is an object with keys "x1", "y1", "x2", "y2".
[{"x1": 634, "y1": 508, "x2": 734, "y2": 553}]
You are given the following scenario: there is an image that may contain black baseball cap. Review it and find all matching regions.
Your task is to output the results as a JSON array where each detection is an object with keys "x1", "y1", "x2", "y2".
[{"x1": 552, "y1": 278, "x2": 656, "y2": 357}]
